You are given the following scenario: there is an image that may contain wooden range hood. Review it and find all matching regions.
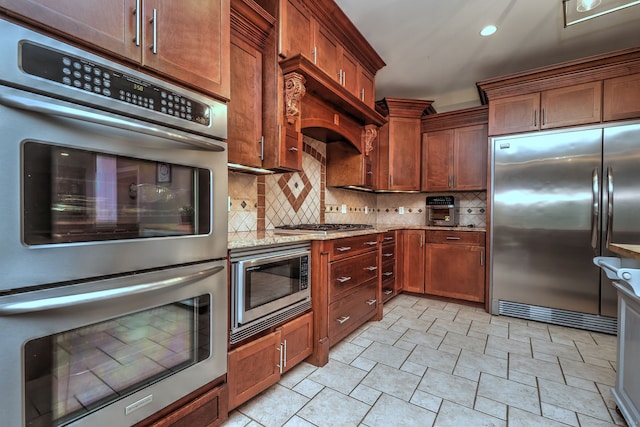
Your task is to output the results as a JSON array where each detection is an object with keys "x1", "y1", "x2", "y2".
[{"x1": 280, "y1": 54, "x2": 386, "y2": 153}]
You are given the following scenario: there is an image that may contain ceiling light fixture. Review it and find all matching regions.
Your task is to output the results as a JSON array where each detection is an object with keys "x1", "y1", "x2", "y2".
[
  {"x1": 480, "y1": 25, "x2": 497, "y2": 36},
  {"x1": 564, "y1": 0, "x2": 640, "y2": 26}
]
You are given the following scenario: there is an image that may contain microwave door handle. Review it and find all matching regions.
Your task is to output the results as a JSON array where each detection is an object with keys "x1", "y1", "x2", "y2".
[
  {"x1": 0, "y1": 265, "x2": 224, "y2": 315},
  {"x1": 0, "y1": 87, "x2": 225, "y2": 151}
]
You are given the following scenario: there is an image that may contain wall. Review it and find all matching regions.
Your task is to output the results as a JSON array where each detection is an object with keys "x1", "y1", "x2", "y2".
[{"x1": 228, "y1": 136, "x2": 486, "y2": 232}]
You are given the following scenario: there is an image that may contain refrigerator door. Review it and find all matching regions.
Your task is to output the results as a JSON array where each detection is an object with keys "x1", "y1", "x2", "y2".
[
  {"x1": 601, "y1": 123, "x2": 640, "y2": 316},
  {"x1": 492, "y1": 129, "x2": 603, "y2": 314}
]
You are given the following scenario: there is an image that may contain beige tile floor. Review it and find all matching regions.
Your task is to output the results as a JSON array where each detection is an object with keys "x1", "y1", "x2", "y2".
[{"x1": 223, "y1": 294, "x2": 626, "y2": 427}]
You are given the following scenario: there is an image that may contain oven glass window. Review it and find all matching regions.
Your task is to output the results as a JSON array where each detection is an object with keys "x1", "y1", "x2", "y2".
[
  {"x1": 23, "y1": 142, "x2": 211, "y2": 245},
  {"x1": 23, "y1": 295, "x2": 210, "y2": 427},
  {"x1": 245, "y1": 258, "x2": 300, "y2": 310}
]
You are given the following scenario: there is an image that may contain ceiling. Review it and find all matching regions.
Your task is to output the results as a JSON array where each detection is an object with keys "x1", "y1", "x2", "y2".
[{"x1": 334, "y1": 0, "x2": 640, "y2": 112}]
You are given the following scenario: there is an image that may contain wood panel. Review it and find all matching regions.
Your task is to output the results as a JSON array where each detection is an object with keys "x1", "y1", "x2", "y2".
[
  {"x1": 279, "y1": 0, "x2": 312, "y2": 58},
  {"x1": 425, "y1": 243, "x2": 485, "y2": 303},
  {"x1": 488, "y1": 92, "x2": 540, "y2": 136},
  {"x1": 400, "y1": 230, "x2": 425, "y2": 294},
  {"x1": 604, "y1": 73, "x2": 640, "y2": 122},
  {"x1": 421, "y1": 129, "x2": 453, "y2": 191},
  {"x1": 541, "y1": 81, "x2": 602, "y2": 129},
  {"x1": 454, "y1": 124, "x2": 487, "y2": 190},
  {"x1": 280, "y1": 312, "x2": 313, "y2": 372},
  {"x1": 328, "y1": 281, "x2": 377, "y2": 346},
  {"x1": 329, "y1": 251, "x2": 378, "y2": 302},
  {"x1": 147, "y1": 384, "x2": 228, "y2": 427}
]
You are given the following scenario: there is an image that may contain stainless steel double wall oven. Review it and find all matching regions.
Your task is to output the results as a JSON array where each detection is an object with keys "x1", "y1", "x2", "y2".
[{"x1": 0, "y1": 19, "x2": 228, "y2": 427}]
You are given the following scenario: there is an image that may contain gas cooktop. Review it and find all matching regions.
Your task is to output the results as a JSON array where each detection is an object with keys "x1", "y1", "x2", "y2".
[{"x1": 274, "y1": 223, "x2": 374, "y2": 234}]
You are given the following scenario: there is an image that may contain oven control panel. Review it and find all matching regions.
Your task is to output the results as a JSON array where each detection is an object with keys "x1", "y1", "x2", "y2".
[{"x1": 20, "y1": 42, "x2": 211, "y2": 126}]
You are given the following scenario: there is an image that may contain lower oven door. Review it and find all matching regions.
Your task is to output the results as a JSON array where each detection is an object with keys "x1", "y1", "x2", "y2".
[{"x1": 0, "y1": 260, "x2": 227, "y2": 427}]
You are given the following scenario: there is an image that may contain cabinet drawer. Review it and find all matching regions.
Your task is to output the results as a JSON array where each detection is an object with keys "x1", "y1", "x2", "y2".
[
  {"x1": 329, "y1": 251, "x2": 378, "y2": 302},
  {"x1": 381, "y1": 259, "x2": 395, "y2": 284},
  {"x1": 147, "y1": 384, "x2": 228, "y2": 427},
  {"x1": 425, "y1": 230, "x2": 484, "y2": 245},
  {"x1": 329, "y1": 234, "x2": 379, "y2": 260},
  {"x1": 328, "y1": 281, "x2": 377, "y2": 346},
  {"x1": 381, "y1": 242, "x2": 395, "y2": 260},
  {"x1": 381, "y1": 231, "x2": 396, "y2": 245}
]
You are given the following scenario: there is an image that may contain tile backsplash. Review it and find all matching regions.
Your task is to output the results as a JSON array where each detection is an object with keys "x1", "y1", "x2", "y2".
[{"x1": 228, "y1": 136, "x2": 487, "y2": 232}]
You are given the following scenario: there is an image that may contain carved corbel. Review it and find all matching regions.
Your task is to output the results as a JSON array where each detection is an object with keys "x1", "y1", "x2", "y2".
[
  {"x1": 284, "y1": 72, "x2": 306, "y2": 125},
  {"x1": 362, "y1": 125, "x2": 378, "y2": 157}
]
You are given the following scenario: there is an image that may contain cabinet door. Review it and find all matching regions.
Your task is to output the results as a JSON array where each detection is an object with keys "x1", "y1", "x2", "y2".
[
  {"x1": 425, "y1": 244, "x2": 485, "y2": 303},
  {"x1": 400, "y1": 230, "x2": 425, "y2": 293},
  {"x1": 313, "y1": 22, "x2": 340, "y2": 82},
  {"x1": 454, "y1": 124, "x2": 487, "y2": 191},
  {"x1": 278, "y1": 125, "x2": 303, "y2": 171},
  {"x1": 389, "y1": 118, "x2": 422, "y2": 191},
  {"x1": 340, "y1": 49, "x2": 359, "y2": 95},
  {"x1": 604, "y1": 73, "x2": 640, "y2": 122},
  {"x1": 0, "y1": 0, "x2": 139, "y2": 61},
  {"x1": 421, "y1": 130, "x2": 453, "y2": 191},
  {"x1": 228, "y1": 37, "x2": 263, "y2": 168},
  {"x1": 279, "y1": 0, "x2": 313, "y2": 58},
  {"x1": 541, "y1": 81, "x2": 602, "y2": 129},
  {"x1": 227, "y1": 331, "x2": 281, "y2": 410},
  {"x1": 488, "y1": 93, "x2": 540, "y2": 136},
  {"x1": 280, "y1": 312, "x2": 313, "y2": 373},
  {"x1": 358, "y1": 68, "x2": 375, "y2": 108},
  {"x1": 142, "y1": 0, "x2": 230, "y2": 99}
]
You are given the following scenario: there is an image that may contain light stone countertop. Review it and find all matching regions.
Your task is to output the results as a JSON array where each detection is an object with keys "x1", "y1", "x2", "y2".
[
  {"x1": 609, "y1": 243, "x2": 640, "y2": 262},
  {"x1": 228, "y1": 225, "x2": 485, "y2": 250}
]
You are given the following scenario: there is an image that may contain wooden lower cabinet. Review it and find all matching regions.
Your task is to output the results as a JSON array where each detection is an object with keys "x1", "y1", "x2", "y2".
[
  {"x1": 380, "y1": 231, "x2": 397, "y2": 302},
  {"x1": 424, "y1": 231, "x2": 485, "y2": 303},
  {"x1": 146, "y1": 384, "x2": 229, "y2": 427},
  {"x1": 227, "y1": 312, "x2": 312, "y2": 410},
  {"x1": 328, "y1": 281, "x2": 377, "y2": 346},
  {"x1": 400, "y1": 230, "x2": 426, "y2": 294}
]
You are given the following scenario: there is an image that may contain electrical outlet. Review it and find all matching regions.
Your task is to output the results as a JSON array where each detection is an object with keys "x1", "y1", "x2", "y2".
[
  {"x1": 228, "y1": 196, "x2": 231, "y2": 212},
  {"x1": 399, "y1": 206, "x2": 405, "y2": 214},
  {"x1": 341, "y1": 204, "x2": 347, "y2": 214},
  {"x1": 364, "y1": 206, "x2": 369, "y2": 214}
]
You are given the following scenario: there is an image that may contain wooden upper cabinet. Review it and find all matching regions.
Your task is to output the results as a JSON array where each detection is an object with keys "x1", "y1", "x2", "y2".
[
  {"x1": 421, "y1": 130, "x2": 453, "y2": 192},
  {"x1": 488, "y1": 93, "x2": 540, "y2": 136},
  {"x1": 376, "y1": 98, "x2": 432, "y2": 191},
  {"x1": 278, "y1": 0, "x2": 312, "y2": 58},
  {"x1": 340, "y1": 50, "x2": 359, "y2": 94},
  {"x1": 141, "y1": 0, "x2": 230, "y2": 99},
  {"x1": 421, "y1": 106, "x2": 488, "y2": 192},
  {"x1": 228, "y1": 36, "x2": 263, "y2": 167},
  {"x1": 454, "y1": 124, "x2": 488, "y2": 190},
  {"x1": 313, "y1": 21, "x2": 340, "y2": 81},
  {"x1": 604, "y1": 73, "x2": 640, "y2": 122},
  {"x1": 540, "y1": 81, "x2": 601, "y2": 129},
  {"x1": 358, "y1": 69, "x2": 375, "y2": 108},
  {"x1": 0, "y1": 0, "x2": 230, "y2": 99}
]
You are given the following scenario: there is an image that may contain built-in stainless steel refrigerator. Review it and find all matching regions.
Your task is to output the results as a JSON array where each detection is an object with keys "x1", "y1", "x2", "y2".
[{"x1": 490, "y1": 122, "x2": 640, "y2": 334}]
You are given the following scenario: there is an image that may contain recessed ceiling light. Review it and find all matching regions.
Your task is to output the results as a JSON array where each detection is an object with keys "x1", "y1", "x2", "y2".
[{"x1": 480, "y1": 25, "x2": 497, "y2": 36}]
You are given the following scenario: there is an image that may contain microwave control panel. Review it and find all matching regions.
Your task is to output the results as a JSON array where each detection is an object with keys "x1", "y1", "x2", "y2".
[{"x1": 300, "y1": 255, "x2": 309, "y2": 290}]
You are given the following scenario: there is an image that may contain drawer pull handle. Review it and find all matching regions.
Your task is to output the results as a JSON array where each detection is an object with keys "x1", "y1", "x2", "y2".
[
  {"x1": 337, "y1": 246, "x2": 352, "y2": 252},
  {"x1": 445, "y1": 237, "x2": 461, "y2": 240},
  {"x1": 383, "y1": 237, "x2": 393, "y2": 241},
  {"x1": 337, "y1": 316, "x2": 350, "y2": 324},
  {"x1": 365, "y1": 241, "x2": 378, "y2": 246},
  {"x1": 383, "y1": 289, "x2": 393, "y2": 295},
  {"x1": 383, "y1": 253, "x2": 393, "y2": 257},
  {"x1": 337, "y1": 276, "x2": 352, "y2": 283},
  {"x1": 288, "y1": 147, "x2": 298, "y2": 152},
  {"x1": 365, "y1": 266, "x2": 378, "y2": 271},
  {"x1": 366, "y1": 299, "x2": 377, "y2": 306},
  {"x1": 383, "y1": 272, "x2": 393, "y2": 277}
]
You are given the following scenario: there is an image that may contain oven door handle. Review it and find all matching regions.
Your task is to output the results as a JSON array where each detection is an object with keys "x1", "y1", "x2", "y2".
[
  {"x1": 0, "y1": 87, "x2": 225, "y2": 151},
  {"x1": 0, "y1": 264, "x2": 224, "y2": 315}
]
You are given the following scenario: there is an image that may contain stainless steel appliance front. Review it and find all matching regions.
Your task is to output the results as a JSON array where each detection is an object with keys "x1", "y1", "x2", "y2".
[
  {"x1": 490, "y1": 122, "x2": 640, "y2": 333},
  {"x1": 230, "y1": 243, "x2": 311, "y2": 344},
  {"x1": 0, "y1": 18, "x2": 228, "y2": 291},
  {"x1": 0, "y1": 260, "x2": 227, "y2": 427}
]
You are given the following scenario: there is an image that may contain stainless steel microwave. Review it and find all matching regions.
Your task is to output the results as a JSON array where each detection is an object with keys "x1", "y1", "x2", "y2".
[{"x1": 230, "y1": 243, "x2": 311, "y2": 343}]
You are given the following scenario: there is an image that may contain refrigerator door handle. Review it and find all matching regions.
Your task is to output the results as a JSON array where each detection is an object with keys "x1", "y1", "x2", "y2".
[
  {"x1": 606, "y1": 166, "x2": 614, "y2": 247},
  {"x1": 591, "y1": 167, "x2": 599, "y2": 250}
]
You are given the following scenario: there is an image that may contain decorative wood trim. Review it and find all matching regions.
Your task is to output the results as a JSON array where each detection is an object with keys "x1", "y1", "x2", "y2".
[
  {"x1": 421, "y1": 105, "x2": 488, "y2": 133},
  {"x1": 477, "y1": 46, "x2": 640, "y2": 102},
  {"x1": 280, "y1": 54, "x2": 386, "y2": 126},
  {"x1": 230, "y1": 0, "x2": 275, "y2": 51},
  {"x1": 375, "y1": 97, "x2": 434, "y2": 119},
  {"x1": 284, "y1": 72, "x2": 306, "y2": 125},
  {"x1": 362, "y1": 125, "x2": 377, "y2": 157}
]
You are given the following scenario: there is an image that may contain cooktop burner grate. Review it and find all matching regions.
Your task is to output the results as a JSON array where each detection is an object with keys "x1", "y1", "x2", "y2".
[{"x1": 274, "y1": 223, "x2": 374, "y2": 234}]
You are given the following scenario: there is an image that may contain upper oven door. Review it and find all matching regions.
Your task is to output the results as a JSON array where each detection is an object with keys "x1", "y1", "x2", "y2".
[{"x1": 0, "y1": 86, "x2": 228, "y2": 291}]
